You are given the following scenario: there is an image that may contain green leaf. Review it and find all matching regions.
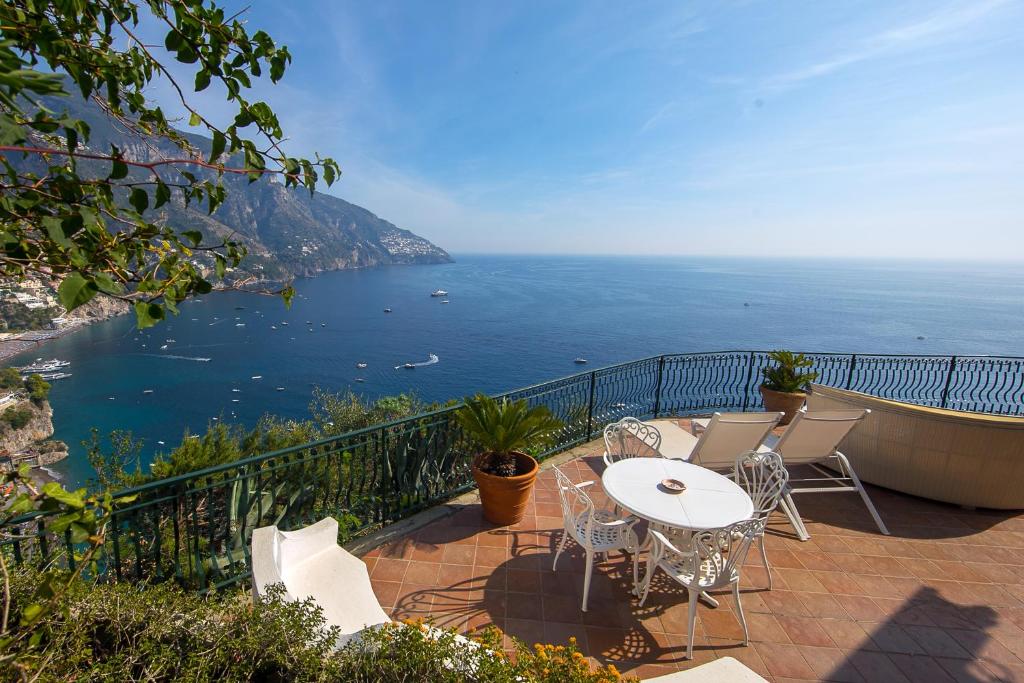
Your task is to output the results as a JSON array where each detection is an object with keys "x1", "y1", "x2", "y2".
[
  {"x1": 194, "y1": 70, "x2": 211, "y2": 92},
  {"x1": 57, "y1": 273, "x2": 98, "y2": 311},
  {"x1": 109, "y1": 157, "x2": 128, "y2": 180},
  {"x1": 154, "y1": 179, "x2": 171, "y2": 208},
  {"x1": 209, "y1": 130, "x2": 226, "y2": 162},
  {"x1": 188, "y1": 112, "x2": 201, "y2": 126},
  {"x1": 42, "y1": 216, "x2": 72, "y2": 248},
  {"x1": 129, "y1": 187, "x2": 149, "y2": 214},
  {"x1": 41, "y1": 482, "x2": 85, "y2": 509},
  {"x1": 134, "y1": 301, "x2": 165, "y2": 329}
]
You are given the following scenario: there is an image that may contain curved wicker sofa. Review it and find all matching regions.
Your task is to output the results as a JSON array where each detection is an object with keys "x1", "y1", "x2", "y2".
[{"x1": 807, "y1": 384, "x2": 1024, "y2": 510}]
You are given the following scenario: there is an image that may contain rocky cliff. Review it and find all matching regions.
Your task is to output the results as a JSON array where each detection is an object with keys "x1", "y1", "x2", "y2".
[{"x1": 0, "y1": 399, "x2": 67, "y2": 471}]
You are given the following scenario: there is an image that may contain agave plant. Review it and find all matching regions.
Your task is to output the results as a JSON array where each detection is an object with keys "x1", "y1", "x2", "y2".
[
  {"x1": 761, "y1": 350, "x2": 819, "y2": 393},
  {"x1": 456, "y1": 394, "x2": 562, "y2": 477}
]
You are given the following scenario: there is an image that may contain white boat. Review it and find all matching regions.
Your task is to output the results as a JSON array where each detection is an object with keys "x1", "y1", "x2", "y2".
[
  {"x1": 275, "y1": 387, "x2": 285, "y2": 391},
  {"x1": 574, "y1": 358, "x2": 588, "y2": 364},
  {"x1": 441, "y1": 300, "x2": 450, "y2": 304},
  {"x1": 355, "y1": 378, "x2": 365, "y2": 383},
  {"x1": 38, "y1": 372, "x2": 71, "y2": 380},
  {"x1": 356, "y1": 363, "x2": 368, "y2": 369},
  {"x1": 19, "y1": 359, "x2": 70, "y2": 373},
  {"x1": 165, "y1": 339, "x2": 176, "y2": 343},
  {"x1": 251, "y1": 375, "x2": 262, "y2": 380},
  {"x1": 431, "y1": 289, "x2": 448, "y2": 297},
  {"x1": 383, "y1": 308, "x2": 392, "y2": 313},
  {"x1": 159, "y1": 345, "x2": 168, "y2": 350},
  {"x1": 232, "y1": 399, "x2": 240, "y2": 403},
  {"x1": 143, "y1": 389, "x2": 154, "y2": 394},
  {"x1": 404, "y1": 363, "x2": 415, "y2": 369},
  {"x1": 235, "y1": 323, "x2": 245, "y2": 327},
  {"x1": 232, "y1": 388, "x2": 241, "y2": 393}
]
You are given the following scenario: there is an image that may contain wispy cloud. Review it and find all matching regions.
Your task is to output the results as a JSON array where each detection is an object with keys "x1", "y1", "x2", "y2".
[{"x1": 764, "y1": 0, "x2": 1011, "y2": 90}]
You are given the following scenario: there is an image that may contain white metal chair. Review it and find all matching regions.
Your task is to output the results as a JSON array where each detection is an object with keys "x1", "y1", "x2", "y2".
[
  {"x1": 775, "y1": 408, "x2": 889, "y2": 540},
  {"x1": 638, "y1": 518, "x2": 765, "y2": 659},
  {"x1": 603, "y1": 416, "x2": 662, "y2": 467},
  {"x1": 670, "y1": 412, "x2": 783, "y2": 467},
  {"x1": 733, "y1": 450, "x2": 789, "y2": 589},
  {"x1": 552, "y1": 466, "x2": 641, "y2": 611}
]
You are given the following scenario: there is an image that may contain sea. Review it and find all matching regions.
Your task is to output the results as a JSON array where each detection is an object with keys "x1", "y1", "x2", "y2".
[{"x1": 10, "y1": 254, "x2": 1024, "y2": 485}]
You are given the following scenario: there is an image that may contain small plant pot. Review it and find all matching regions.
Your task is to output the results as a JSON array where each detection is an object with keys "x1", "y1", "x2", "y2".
[
  {"x1": 471, "y1": 451, "x2": 539, "y2": 526},
  {"x1": 760, "y1": 386, "x2": 807, "y2": 426}
]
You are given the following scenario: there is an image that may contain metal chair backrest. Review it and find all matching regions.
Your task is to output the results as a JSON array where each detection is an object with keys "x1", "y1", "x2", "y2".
[
  {"x1": 689, "y1": 518, "x2": 765, "y2": 589},
  {"x1": 603, "y1": 417, "x2": 662, "y2": 466},
  {"x1": 733, "y1": 450, "x2": 789, "y2": 521},
  {"x1": 774, "y1": 409, "x2": 869, "y2": 465},
  {"x1": 553, "y1": 466, "x2": 596, "y2": 543},
  {"x1": 689, "y1": 411, "x2": 782, "y2": 469}
]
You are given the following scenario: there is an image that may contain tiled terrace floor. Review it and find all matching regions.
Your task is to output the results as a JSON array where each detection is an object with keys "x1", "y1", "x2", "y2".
[{"x1": 363, "y1": 425, "x2": 1024, "y2": 682}]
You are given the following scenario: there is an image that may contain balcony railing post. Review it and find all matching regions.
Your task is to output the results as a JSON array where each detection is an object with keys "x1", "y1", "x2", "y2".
[
  {"x1": 585, "y1": 371, "x2": 597, "y2": 439},
  {"x1": 846, "y1": 354, "x2": 857, "y2": 389},
  {"x1": 941, "y1": 355, "x2": 958, "y2": 408},
  {"x1": 742, "y1": 352, "x2": 756, "y2": 410},
  {"x1": 653, "y1": 355, "x2": 665, "y2": 418}
]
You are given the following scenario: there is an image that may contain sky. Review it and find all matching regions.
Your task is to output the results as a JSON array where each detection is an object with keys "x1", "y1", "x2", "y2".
[{"x1": 148, "y1": 1, "x2": 1024, "y2": 260}]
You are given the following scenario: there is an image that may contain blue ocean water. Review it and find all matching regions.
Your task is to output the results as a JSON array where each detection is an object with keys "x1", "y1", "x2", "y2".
[{"x1": 11, "y1": 255, "x2": 1024, "y2": 484}]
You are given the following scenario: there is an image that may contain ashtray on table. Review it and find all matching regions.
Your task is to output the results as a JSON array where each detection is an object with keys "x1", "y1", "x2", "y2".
[{"x1": 659, "y1": 478, "x2": 686, "y2": 494}]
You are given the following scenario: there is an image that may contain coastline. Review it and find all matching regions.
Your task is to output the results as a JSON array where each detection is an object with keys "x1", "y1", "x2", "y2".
[{"x1": 0, "y1": 320, "x2": 95, "y2": 365}]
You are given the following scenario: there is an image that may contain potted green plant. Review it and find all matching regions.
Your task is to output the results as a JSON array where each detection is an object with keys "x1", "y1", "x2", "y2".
[
  {"x1": 457, "y1": 394, "x2": 562, "y2": 525},
  {"x1": 759, "y1": 350, "x2": 819, "y2": 425}
]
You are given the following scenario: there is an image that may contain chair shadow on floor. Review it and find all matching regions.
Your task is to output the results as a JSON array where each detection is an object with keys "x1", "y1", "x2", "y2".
[{"x1": 392, "y1": 522, "x2": 748, "y2": 674}]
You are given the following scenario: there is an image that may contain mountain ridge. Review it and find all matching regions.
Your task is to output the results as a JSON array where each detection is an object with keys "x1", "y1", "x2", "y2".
[{"x1": 20, "y1": 91, "x2": 453, "y2": 281}]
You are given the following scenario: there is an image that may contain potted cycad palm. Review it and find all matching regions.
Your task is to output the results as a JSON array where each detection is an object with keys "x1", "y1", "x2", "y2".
[
  {"x1": 457, "y1": 394, "x2": 562, "y2": 525},
  {"x1": 760, "y1": 350, "x2": 819, "y2": 425}
]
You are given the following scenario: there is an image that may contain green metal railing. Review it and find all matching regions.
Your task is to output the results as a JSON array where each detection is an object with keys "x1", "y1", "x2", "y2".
[{"x1": 4, "y1": 350, "x2": 1022, "y2": 590}]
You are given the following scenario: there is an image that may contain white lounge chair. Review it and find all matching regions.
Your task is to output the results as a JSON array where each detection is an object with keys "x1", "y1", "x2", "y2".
[
  {"x1": 648, "y1": 412, "x2": 782, "y2": 467},
  {"x1": 553, "y1": 466, "x2": 641, "y2": 611},
  {"x1": 774, "y1": 408, "x2": 890, "y2": 540},
  {"x1": 603, "y1": 416, "x2": 662, "y2": 467},
  {"x1": 251, "y1": 517, "x2": 390, "y2": 646}
]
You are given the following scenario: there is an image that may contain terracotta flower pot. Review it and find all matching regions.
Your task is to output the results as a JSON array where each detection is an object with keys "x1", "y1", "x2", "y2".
[
  {"x1": 471, "y1": 451, "x2": 539, "y2": 526},
  {"x1": 760, "y1": 386, "x2": 807, "y2": 426}
]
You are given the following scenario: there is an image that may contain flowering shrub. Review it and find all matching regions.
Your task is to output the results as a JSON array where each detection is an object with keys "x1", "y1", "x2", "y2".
[{"x1": 2, "y1": 568, "x2": 633, "y2": 682}]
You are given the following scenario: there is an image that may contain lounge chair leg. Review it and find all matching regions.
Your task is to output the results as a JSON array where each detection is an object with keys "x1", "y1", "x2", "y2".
[
  {"x1": 733, "y1": 582, "x2": 749, "y2": 645},
  {"x1": 686, "y1": 588, "x2": 699, "y2": 660},
  {"x1": 780, "y1": 490, "x2": 810, "y2": 541},
  {"x1": 837, "y1": 452, "x2": 890, "y2": 536},
  {"x1": 552, "y1": 530, "x2": 568, "y2": 570},
  {"x1": 759, "y1": 535, "x2": 772, "y2": 590},
  {"x1": 581, "y1": 552, "x2": 594, "y2": 612}
]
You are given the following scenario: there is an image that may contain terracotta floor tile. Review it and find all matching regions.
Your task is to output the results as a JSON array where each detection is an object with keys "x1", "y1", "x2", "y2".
[
  {"x1": 846, "y1": 650, "x2": 912, "y2": 682},
  {"x1": 474, "y1": 546, "x2": 510, "y2": 567},
  {"x1": 797, "y1": 645, "x2": 864, "y2": 682},
  {"x1": 371, "y1": 580, "x2": 402, "y2": 608},
  {"x1": 798, "y1": 592, "x2": 851, "y2": 619},
  {"x1": 778, "y1": 568, "x2": 829, "y2": 593},
  {"x1": 889, "y1": 653, "x2": 959, "y2": 683},
  {"x1": 818, "y1": 618, "x2": 875, "y2": 650},
  {"x1": 403, "y1": 560, "x2": 441, "y2": 585},
  {"x1": 745, "y1": 613, "x2": 792, "y2": 644},
  {"x1": 776, "y1": 614, "x2": 835, "y2": 647},
  {"x1": 866, "y1": 622, "x2": 926, "y2": 655},
  {"x1": 441, "y1": 543, "x2": 477, "y2": 567},
  {"x1": 754, "y1": 641, "x2": 817, "y2": 679},
  {"x1": 836, "y1": 594, "x2": 888, "y2": 622},
  {"x1": 699, "y1": 609, "x2": 746, "y2": 640},
  {"x1": 903, "y1": 625, "x2": 973, "y2": 659},
  {"x1": 370, "y1": 557, "x2": 409, "y2": 582}
]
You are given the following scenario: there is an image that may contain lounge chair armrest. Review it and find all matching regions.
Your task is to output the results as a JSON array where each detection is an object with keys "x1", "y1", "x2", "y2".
[{"x1": 648, "y1": 528, "x2": 691, "y2": 558}]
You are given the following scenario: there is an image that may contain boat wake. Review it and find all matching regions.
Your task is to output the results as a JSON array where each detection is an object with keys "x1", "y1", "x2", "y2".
[
  {"x1": 143, "y1": 354, "x2": 212, "y2": 362},
  {"x1": 395, "y1": 353, "x2": 439, "y2": 370}
]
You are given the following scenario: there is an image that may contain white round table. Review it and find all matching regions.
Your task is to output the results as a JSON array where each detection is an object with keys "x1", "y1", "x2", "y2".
[
  {"x1": 602, "y1": 458, "x2": 754, "y2": 607},
  {"x1": 602, "y1": 458, "x2": 753, "y2": 531}
]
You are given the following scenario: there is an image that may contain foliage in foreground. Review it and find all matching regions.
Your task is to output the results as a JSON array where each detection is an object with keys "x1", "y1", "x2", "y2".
[
  {"x1": 2, "y1": 566, "x2": 628, "y2": 682},
  {"x1": 0, "y1": 0, "x2": 339, "y2": 327}
]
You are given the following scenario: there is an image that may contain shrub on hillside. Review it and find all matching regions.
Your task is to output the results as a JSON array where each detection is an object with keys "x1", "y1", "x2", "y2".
[
  {"x1": 23, "y1": 373, "x2": 50, "y2": 403},
  {"x1": 1, "y1": 406, "x2": 33, "y2": 430}
]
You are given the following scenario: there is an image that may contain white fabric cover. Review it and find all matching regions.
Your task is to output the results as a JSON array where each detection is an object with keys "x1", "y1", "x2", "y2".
[
  {"x1": 251, "y1": 517, "x2": 390, "y2": 646},
  {"x1": 641, "y1": 656, "x2": 768, "y2": 681}
]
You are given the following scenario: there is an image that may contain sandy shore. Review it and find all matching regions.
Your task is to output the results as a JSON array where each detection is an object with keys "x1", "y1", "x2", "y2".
[{"x1": 0, "y1": 321, "x2": 93, "y2": 365}]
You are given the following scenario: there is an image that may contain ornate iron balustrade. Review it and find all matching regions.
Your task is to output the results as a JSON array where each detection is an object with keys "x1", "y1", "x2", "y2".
[{"x1": 4, "y1": 351, "x2": 1022, "y2": 590}]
